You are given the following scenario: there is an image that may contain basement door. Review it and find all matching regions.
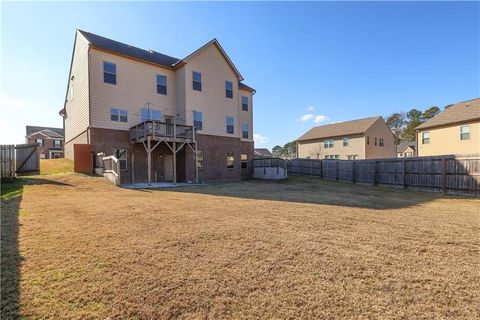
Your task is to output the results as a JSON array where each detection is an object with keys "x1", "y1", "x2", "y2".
[{"x1": 164, "y1": 154, "x2": 173, "y2": 181}]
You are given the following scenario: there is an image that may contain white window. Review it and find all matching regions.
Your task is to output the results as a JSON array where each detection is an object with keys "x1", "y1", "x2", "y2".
[
  {"x1": 194, "y1": 111, "x2": 202, "y2": 130},
  {"x1": 111, "y1": 108, "x2": 128, "y2": 122},
  {"x1": 347, "y1": 155, "x2": 357, "y2": 160},
  {"x1": 226, "y1": 116, "x2": 234, "y2": 134},
  {"x1": 54, "y1": 140, "x2": 62, "y2": 148},
  {"x1": 242, "y1": 124, "x2": 249, "y2": 139},
  {"x1": 36, "y1": 138, "x2": 44, "y2": 146},
  {"x1": 241, "y1": 154, "x2": 248, "y2": 168},
  {"x1": 225, "y1": 81, "x2": 233, "y2": 98},
  {"x1": 422, "y1": 132, "x2": 430, "y2": 144},
  {"x1": 141, "y1": 108, "x2": 161, "y2": 122},
  {"x1": 227, "y1": 153, "x2": 234, "y2": 168},
  {"x1": 460, "y1": 125, "x2": 470, "y2": 140},
  {"x1": 193, "y1": 71, "x2": 201, "y2": 91},
  {"x1": 103, "y1": 62, "x2": 116, "y2": 84},
  {"x1": 242, "y1": 96, "x2": 248, "y2": 111},
  {"x1": 343, "y1": 137, "x2": 349, "y2": 147},
  {"x1": 324, "y1": 139, "x2": 334, "y2": 148},
  {"x1": 156, "y1": 75, "x2": 167, "y2": 95}
]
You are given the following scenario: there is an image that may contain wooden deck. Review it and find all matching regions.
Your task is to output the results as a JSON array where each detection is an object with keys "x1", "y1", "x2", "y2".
[{"x1": 129, "y1": 121, "x2": 195, "y2": 144}]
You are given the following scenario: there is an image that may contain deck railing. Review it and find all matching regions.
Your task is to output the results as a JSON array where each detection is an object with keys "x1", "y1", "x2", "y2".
[{"x1": 130, "y1": 121, "x2": 194, "y2": 142}]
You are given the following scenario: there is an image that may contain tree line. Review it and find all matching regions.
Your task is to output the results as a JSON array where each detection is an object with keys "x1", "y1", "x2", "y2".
[{"x1": 385, "y1": 104, "x2": 446, "y2": 143}]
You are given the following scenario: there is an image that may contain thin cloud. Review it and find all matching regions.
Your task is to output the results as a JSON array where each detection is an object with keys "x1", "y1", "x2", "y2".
[
  {"x1": 300, "y1": 114, "x2": 314, "y2": 122},
  {"x1": 253, "y1": 133, "x2": 269, "y2": 144},
  {"x1": 314, "y1": 115, "x2": 328, "y2": 123},
  {"x1": 307, "y1": 106, "x2": 315, "y2": 111}
]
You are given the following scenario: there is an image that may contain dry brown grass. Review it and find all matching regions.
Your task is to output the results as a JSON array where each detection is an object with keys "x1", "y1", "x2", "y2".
[
  {"x1": 1, "y1": 173, "x2": 479, "y2": 319},
  {"x1": 40, "y1": 158, "x2": 74, "y2": 175}
]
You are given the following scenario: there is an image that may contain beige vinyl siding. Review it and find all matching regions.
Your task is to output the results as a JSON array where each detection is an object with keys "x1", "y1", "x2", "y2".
[
  {"x1": 365, "y1": 118, "x2": 397, "y2": 159},
  {"x1": 64, "y1": 32, "x2": 90, "y2": 142},
  {"x1": 175, "y1": 66, "x2": 186, "y2": 124},
  {"x1": 184, "y1": 44, "x2": 240, "y2": 138},
  {"x1": 239, "y1": 89, "x2": 253, "y2": 142},
  {"x1": 417, "y1": 121, "x2": 480, "y2": 156},
  {"x1": 64, "y1": 130, "x2": 88, "y2": 160},
  {"x1": 298, "y1": 135, "x2": 366, "y2": 159},
  {"x1": 89, "y1": 48, "x2": 177, "y2": 130}
]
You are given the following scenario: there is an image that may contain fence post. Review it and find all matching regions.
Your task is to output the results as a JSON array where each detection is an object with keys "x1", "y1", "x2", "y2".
[
  {"x1": 442, "y1": 158, "x2": 447, "y2": 193},
  {"x1": 403, "y1": 159, "x2": 407, "y2": 189},
  {"x1": 336, "y1": 160, "x2": 339, "y2": 181},
  {"x1": 373, "y1": 160, "x2": 377, "y2": 186},
  {"x1": 352, "y1": 161, "x2": 356, "y2": 184}
]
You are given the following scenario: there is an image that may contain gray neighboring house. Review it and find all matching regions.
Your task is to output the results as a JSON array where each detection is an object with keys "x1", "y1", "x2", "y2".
[
  {"x1": 26, "y1": 126, "x2": 64, "y2": 159},
  {"x1": 254, "y1": 148, "x2": 274, "y2": 158}
]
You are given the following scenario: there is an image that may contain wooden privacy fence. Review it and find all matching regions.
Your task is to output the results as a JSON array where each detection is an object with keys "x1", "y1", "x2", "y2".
[
  {"x1": 1, "y1": 144, "x2": 40, "y2": 178},
  {"x1": 286, "y1": 155, "x2": 480, "y2": 195}
]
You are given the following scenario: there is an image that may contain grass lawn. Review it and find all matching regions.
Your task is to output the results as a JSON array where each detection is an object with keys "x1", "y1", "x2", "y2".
[
  {"x1": 1, "y1": 173, "x2": 479, "y2": 319},
  {"x1": 39, "y1": 158, "x2": 74, "y2": 175}
]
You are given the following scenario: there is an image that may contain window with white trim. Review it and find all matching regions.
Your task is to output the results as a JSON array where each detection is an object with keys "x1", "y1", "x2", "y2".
[
  {"x1": 111, "y1": 108, "x2": 128, "y2": 122},
  {"x1": 460, "y1": 125, "x2": 470, "y2": 140},
  {"x1": 103, "y1": 62, "x2": 116, "y2": 84}
]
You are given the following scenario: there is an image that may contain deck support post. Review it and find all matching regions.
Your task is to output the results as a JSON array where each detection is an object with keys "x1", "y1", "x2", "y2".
[
  {"x1": 173, "y1": 122, "x2": 177, "y2": 185},
  {"x1": 131, "y1": 151, "x2": 135, "y2": 184},
  {"x1": 147, "y1": 136, "x2": 152, "y2": 186},
  {"x1": 193, "y1": 128, "x2": 199, "y2": 184}
]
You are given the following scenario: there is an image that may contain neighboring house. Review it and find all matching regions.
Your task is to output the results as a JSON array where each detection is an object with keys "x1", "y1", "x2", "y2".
[
  {"x1": 416, "y1": 98, "x2": 480, "y2": 157},
  {"x1": 297, "y1": 116, "x2": 396, "y2": 160},
  {"x1": 25, "y1": 126, "x2": 64, "y2": 159},
  {"x1": 397, "y1": 141, "x2": 417, "y2": 158},
  {"x1": 254, "y1": 148, "x2": 273, "y2": 158},
  {"x1": 60, "y1": 30, "x2": 255, "y2": 183}
]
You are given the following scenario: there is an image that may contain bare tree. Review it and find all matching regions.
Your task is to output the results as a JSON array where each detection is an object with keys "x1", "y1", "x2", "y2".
[{"x1": 309, "y1": 145, "x2": 323, "y2": 159}]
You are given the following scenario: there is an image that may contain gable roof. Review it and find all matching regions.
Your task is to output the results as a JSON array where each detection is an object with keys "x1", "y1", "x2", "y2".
[
  {"x1": 396, "y1": 141, "x2": 416, "y2": 153},
  {"x1": 297, "y1": 116, "x2": 381, "y2": 142},
  {"x1": 78, "y1": 30, "x2": 180, "y2": 68},
  {"x1": 173, "y1": 38, "x2": 243, "y2": 80},
  {"x1": 254, "y1": 148, "x2": 273, "y2": 157},
  {"x1": 26, "y1": 126, "x2": 64, "y2": 138},
  {"x1": 416, "y1": 98, "x2": 480, "y2": 130}
]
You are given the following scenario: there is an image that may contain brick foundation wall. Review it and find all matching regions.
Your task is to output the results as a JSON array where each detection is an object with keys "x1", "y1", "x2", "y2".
[
  {"x1": 89, "y1": 128, "x2": 253, "y2": 184},
  {"x1": 185, "y1": 134, "x2": 254, "y2": 182}
]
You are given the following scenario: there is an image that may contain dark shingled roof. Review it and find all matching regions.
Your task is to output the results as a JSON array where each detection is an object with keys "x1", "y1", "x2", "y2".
[
  {"x1": 26, "y1": 126, "x2": 64, "y2": 138},
  {"x1": 254, "y1": 148, "x2": 273, "y2": 157},
  {"x1": 78, "y1": 30, "x2": 180, "y2": 68},
  {"x1": 297, "y1": 116, "x2": 381, "y2": 141},
  {"x1": 396, "y1": 141, "x2": 416, "y2": 153},
  {"x1": 416, "y1": 98, "x2": 480, "y2": 130},
  {"x1": 239, "y1": 82, "x2": 255, "y2": 92}
]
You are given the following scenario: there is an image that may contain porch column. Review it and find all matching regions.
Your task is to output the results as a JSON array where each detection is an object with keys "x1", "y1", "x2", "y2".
[
  {"x1": 147, "y1": 136, "x2": 152, "y2": 186},
  {"x1": 173, "y1": 141, "x2": 177, "y2": 185}
]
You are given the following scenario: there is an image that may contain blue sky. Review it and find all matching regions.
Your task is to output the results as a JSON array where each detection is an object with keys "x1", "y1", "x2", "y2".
[{"x1": 1, "y1": 1, "x2": 479, "y2": 147}]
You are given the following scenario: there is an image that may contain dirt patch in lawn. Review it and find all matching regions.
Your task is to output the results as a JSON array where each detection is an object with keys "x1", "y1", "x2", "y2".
[{"x1": 1, "y1": 174, "x2": 479, "y2": 319}]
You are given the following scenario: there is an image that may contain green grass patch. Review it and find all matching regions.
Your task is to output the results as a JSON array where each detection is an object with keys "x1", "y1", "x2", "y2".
[{"x1": 1, "y1": 178, "x2": 24, "y2": 200}]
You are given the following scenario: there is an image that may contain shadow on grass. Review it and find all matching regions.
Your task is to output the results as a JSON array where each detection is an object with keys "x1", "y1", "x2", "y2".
[
  {"x1": 0, "y1": 177, "x2": 72, "y2": 317},
  {"x1": 1, "y1": 181, "x2": 23, "y2": 318},
  {"x1": 135, "y1": 175, "x2": 468, "y2": 210}
]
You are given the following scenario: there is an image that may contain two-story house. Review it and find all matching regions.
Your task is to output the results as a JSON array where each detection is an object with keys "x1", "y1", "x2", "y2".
[
  {"x1": 60, "y1": 30, "x2": 255, "y2": 184},
  {"x1": 25, "y1": 126, "x2": 64, "y2": 159},
  {"x1": 416, "y1": 98, "x2": 479, "y2": 157},
  {"x1": 296, "y1": 116, "x2": 396, "y2": 160}
]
